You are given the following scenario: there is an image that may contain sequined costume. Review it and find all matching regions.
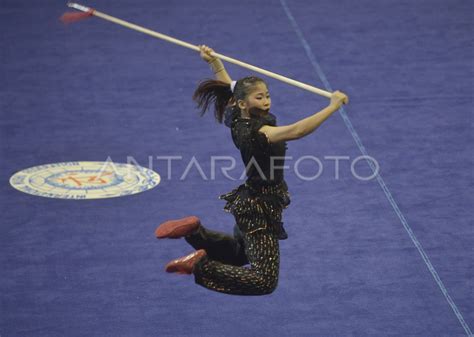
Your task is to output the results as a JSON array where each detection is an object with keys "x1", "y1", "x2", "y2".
[{"x1": 185, "y1": 107, "x2": 291, "y2": 295}]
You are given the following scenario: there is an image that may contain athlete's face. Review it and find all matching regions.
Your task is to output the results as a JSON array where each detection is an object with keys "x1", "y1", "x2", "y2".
[{"x1": 238, "y1": 82, "x2": 271, "y2": 117}]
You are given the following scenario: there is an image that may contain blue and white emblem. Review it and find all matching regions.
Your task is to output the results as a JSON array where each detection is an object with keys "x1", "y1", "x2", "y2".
[{"x1": 9, "y1": 161, "x2": 161, "y2": 199}]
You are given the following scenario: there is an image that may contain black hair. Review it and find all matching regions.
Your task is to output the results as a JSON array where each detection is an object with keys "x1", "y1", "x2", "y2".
[{"x1": 192, "y1": 76, "x2": 267, "y2": 123}]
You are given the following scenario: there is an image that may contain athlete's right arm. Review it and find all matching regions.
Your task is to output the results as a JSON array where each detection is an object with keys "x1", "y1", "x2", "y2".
[
  {"x1": 198, "y1": 45, "x2": 232, "y2": 84},
  {"x1": 259, "y1": 91, "x2": 349, "y2": 143}
]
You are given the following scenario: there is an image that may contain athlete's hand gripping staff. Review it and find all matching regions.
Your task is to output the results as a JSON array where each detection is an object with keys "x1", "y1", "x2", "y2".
[{"x1": 61, "y1": 3, "x2": 343, "y2": 101}]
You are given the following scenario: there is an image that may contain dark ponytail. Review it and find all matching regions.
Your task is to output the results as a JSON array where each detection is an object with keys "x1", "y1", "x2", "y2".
[{"x1": 192, "y1": 79, "x2": 233, "y2": 123}]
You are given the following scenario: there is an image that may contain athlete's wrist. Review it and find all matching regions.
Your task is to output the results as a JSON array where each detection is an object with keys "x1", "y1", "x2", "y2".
[{"x1": 208, "y1": 58, "x2": 225, "y2": 73}]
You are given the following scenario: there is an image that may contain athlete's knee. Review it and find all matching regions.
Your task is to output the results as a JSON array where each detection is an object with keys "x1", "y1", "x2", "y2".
[
  {"x1": 260, "y1": 282, "x2": 278, "y2": 295},
  {"x1": 259, "y1": 274, "x2": 279, "y2": 294}
]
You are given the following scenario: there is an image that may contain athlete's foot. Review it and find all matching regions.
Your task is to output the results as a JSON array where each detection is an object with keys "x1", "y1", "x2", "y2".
[
  {"x1": 155, "y1": 216, "x2": 201, "y2": 239},
  {"x1": 165, "y1": 249, "x2": 207, "y2": 274}
]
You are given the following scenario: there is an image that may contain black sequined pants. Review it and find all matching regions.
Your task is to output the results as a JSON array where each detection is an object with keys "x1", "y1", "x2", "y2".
[{"x1": 185, "y1": 224, "x2": 280, "y2": 296}]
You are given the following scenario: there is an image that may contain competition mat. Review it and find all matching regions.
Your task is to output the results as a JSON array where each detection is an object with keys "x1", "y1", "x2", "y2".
[{"x1": 9, "y1": 161, "x2": 160, "y2": 199}]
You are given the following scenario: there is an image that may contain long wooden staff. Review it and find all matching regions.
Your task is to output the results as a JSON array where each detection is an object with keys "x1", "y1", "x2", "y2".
[{"x1": 61, "y1": 2, "x2": 333, "y2": 98}]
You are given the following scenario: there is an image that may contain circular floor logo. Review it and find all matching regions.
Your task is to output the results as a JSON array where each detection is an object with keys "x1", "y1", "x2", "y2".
[{"x1": 9, "y1": 161, "x2": 161, "y2": 199}]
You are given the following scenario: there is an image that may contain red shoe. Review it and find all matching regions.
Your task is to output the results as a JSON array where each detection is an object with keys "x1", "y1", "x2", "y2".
[
  {"x1": 155, "y1": 216, "x2": 201, "y2": 239},
  {"x1": 165, "y1": 249, "x2": 207, "y2": 274}
]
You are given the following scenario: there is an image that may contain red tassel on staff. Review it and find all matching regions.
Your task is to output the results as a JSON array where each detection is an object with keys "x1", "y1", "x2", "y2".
[
  {"x1": 60, "y1": 8, "x2": 94, "y2": 24},
  {"x1": 59, "y1": 2, "x2": 334, "y2": 98}
]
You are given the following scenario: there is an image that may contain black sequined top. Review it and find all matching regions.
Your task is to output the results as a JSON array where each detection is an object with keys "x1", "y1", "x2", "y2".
[
  {"x1": 225, "y1": 106, "x2": 288, "y2": 186},
  {"x1": 220, "y1": 106, "x2": 291, "y2": 240}
]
